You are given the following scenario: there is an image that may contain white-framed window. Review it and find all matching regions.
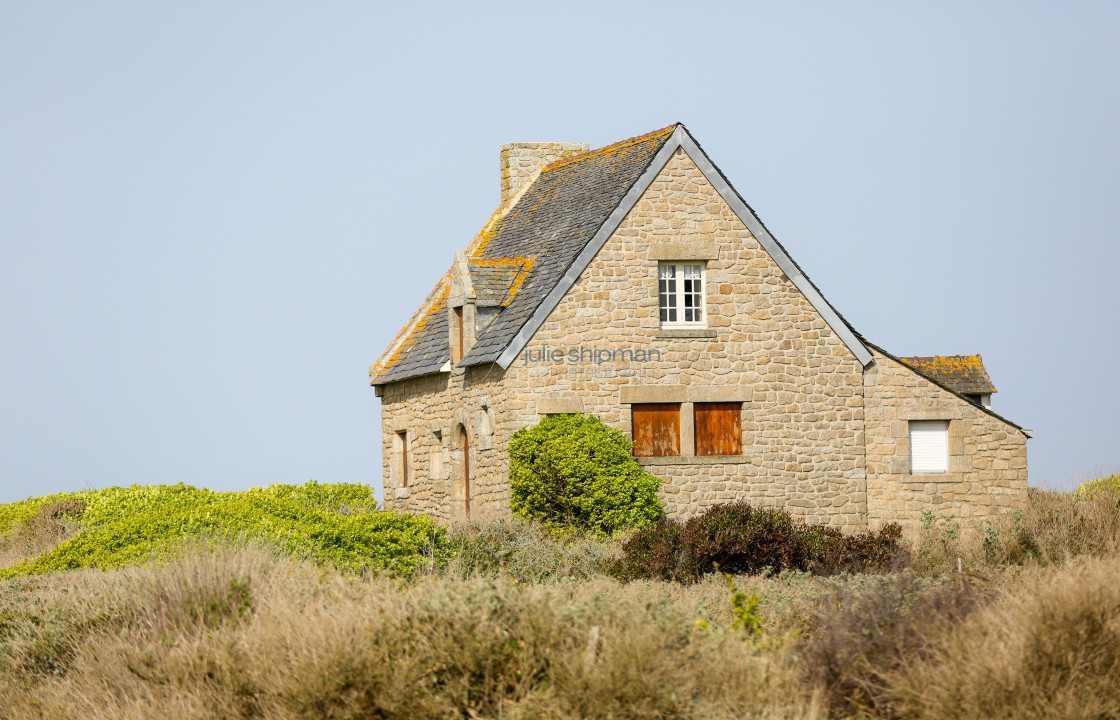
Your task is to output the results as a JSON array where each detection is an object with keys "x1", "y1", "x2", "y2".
[
  {"x1": 909, "y1": 420, "x2": 949, "y2": 474},
  {"x1": 658, "y1": 262, "x2": 705, "y2": 327}
]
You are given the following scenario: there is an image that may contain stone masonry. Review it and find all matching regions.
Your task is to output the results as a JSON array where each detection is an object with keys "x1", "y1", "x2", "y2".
[{"x1": 376, "y1": 130, "x2": 1029, "y2": 531}]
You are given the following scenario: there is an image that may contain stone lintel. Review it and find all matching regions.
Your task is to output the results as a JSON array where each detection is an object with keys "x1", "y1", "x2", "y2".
[
  {"x1": 899, "y1": 409, "x2": 967, "y2": 421},
  {"x1": 688, "y1": 386, "x2": 752, "y2": 403},
  {"x1": 537, "y1": 397, "x2": 584, "y2": 415},
  {"x1": 619, "y1": 384, "x2": 752, "y2": 404},
  {"x1": 619, "y1": 385, "x2": 688, "y2": 403},
  {"x1": 647, "y1": 241, "x2": 720, "y2": 261}
]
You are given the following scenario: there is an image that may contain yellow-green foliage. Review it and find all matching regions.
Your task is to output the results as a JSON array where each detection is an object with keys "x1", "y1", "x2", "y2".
[
  {"x1": 1074, "y1": 473, "x2": 1120, "y2": 500},
  {"x1": 0, "y1": 482, "x2": 449, "y2": 578}
]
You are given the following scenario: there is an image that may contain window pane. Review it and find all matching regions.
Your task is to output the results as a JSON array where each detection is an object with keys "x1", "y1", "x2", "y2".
[
  {"x1": 658, "y1": 264, "x2": 677, "y2": 325},
  {"x1": 695, "y1": 403, "x2": 742, "y2": 456},
  {"x1": 632, "y1": 403, "x2": 681, "y2": 457}
]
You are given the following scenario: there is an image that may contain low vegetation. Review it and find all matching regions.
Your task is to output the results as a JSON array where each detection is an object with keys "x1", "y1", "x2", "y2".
[
  {"x1": 613, "y1": 502, "x2": 905, "y2": 582},
  {"x1": 0, "y1": 482, "x2": 448, "y2": 578},
  {"x1": 1, "y1": 479, "x2": 1118, "y2": 719}
]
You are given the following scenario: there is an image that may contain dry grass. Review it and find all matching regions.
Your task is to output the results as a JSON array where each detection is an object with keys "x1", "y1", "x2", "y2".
[
  {"x1": 0, "y1": 545, "x2": 826, "y2": 719},
  {"x1": 888, "y1": 558, "x2": 1120, "y2": 719},
  {"x1": 909, "y1": 487, "x2": 1120, "y2": 575},
  {"x1": 0, "y1": 500, "x2": 85, "y2": 569},
  {"x1": 1, "y1": 488, "x2": 1118, "y2": 719}
]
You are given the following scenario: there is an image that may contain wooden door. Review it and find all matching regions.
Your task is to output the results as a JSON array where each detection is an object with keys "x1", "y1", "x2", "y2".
[{"x1": 631, "y1": 403, "x2": 681, "y2": 457}]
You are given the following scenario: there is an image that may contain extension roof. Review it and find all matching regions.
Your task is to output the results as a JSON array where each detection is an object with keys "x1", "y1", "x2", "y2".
[
  {"x1": 899, "y1": 355, "x2": 998, "y2": 396},
  {"x1": 370, "y1": 124, "x2": 874, "y2": 386}
]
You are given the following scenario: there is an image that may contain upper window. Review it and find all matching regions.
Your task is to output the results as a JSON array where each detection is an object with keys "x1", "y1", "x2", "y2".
[
  {"x1": 632, "y1": 403, "x2": 681, "y2": 457},
  {"x1": 695, "y1": 402, "x2": 742, "y2": 456},
  {"x1": 658, "y1": 263, "x2": 705, "y2": 327},
  {"x1": 909, "y1": 420, "x2": 949, "y2": 474}
]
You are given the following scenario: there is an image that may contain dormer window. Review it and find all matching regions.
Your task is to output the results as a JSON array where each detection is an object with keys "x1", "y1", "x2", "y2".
[{"x1": 658, "y1": 262, "x2": 705, "y2": 327}]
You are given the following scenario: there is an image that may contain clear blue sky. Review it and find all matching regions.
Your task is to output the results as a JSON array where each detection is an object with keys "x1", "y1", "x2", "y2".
[{"x1": 2, "y1": 1, "x2": 1117, "y2": 504}]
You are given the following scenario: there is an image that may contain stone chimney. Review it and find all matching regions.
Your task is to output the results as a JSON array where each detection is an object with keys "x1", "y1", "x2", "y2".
[{"x1": 499, "y1": 142, "x2": 589, "y2": 206}]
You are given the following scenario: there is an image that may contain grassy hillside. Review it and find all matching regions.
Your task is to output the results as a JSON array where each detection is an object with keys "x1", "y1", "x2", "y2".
[
  {"x1": 0, "y1": 482, "x2": 447, "y2": 577},
  {"x1": 1, "y1": 480, "x2": 1118, "y2": 719}
]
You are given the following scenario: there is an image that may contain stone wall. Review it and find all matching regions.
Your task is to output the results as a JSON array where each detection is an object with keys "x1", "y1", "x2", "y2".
[
  {"x1": 379, "y1": 148, "x2": 1027, "y2": 532},
  {"x1": 864, "y1": 349, "x2": 1028, "y2": 528},
  {"x1": 383, "y1": 148, "x2": 870, "y2": 531}
]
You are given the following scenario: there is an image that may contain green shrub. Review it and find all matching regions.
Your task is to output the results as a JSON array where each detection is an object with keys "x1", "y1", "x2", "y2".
[
  {"x1": 0, "y1": 481, "x2": 449, "y2": 578},
  {"x1": 616, "y1": 502, "x2": 905, "y2": 582},
  {"x1": 1074, "y1": 474, "x2": 1120, "y2": 501},
  {"x1": 508, "y1": 414, "x2": 663, "y2": 536}
]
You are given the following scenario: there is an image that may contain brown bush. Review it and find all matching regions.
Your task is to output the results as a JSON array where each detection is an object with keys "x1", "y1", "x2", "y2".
[{"x1": 614, "y1": 502, "x2": 907, "y2": 582}]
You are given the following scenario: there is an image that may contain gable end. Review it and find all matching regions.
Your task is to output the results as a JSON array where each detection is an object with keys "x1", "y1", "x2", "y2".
[{"x1": 491, "y1": 125, "x2": 874, "y2": 369}]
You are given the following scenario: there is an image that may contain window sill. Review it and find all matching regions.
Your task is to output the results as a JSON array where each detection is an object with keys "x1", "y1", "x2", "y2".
[
  {"x1": 394, "y1": 488, "x2": 410, "y2": 499},
  {"x1": 635, "y1": 455, "x2": 749, "y2": 466},
  {"x1": 655, "y1": 328, "x2": 716, "y2": 338}
]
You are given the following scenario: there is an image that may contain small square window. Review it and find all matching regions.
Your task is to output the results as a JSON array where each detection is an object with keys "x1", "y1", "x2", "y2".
[
  {"x1": 632, "y1": 403, "x2": 681, "y2": 457},
  {"x1": 909, "y1": 420, "x2": 948, "y2": 473},
  {"x1": 658, "y1": 263, "x2": 705, "y2": 327},
  {"x1": 695, "y1": 402, "x2": 742, "y2": 456}
]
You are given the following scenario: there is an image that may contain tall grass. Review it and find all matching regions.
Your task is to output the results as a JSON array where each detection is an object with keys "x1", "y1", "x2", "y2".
[{"x1": 1, "y1": 484, "x2": 1118, "y2": 719}]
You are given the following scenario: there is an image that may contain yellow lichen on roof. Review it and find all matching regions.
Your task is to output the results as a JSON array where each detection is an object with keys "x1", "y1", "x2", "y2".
[
  {"x1": 905, "y1": 355, "x2": 985, "y2": 373},
  {"x1": 898, "y1": 354, "x2": 997, "y2": 393},
  {"x1": 465, "y1": 208, "x2": 505, "y2": 258},
  {"x1": 468, "y1": 256, "x2": 536, "y2": 306},
  {"x1": 541, "y1": 124, "x2": 678, "y2": 174},
  {"x1": 502, "y1": 257, "x2": 534, "y2": 306},
  {"x1": 369, "y1": 281, "x2": 449, "y2": 381}
]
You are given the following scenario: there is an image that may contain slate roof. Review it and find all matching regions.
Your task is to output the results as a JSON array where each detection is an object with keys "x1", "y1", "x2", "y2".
[
  {"x1": 370, "y1": 125, "x2": 677, "y2": 385},
  {"x1": 899, "y1": 355, "x2": 998, "y2": 395},
  {"x1": 469, "y1": 257, "x2": 534, "y2": 307}
]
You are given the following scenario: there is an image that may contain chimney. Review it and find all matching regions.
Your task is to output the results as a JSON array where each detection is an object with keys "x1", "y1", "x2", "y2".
[{"x1": 499, "y1": 142, "x2": 589, "y2": 206}]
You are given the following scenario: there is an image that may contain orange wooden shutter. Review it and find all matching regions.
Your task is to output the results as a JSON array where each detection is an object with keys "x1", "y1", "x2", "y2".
[
  {"x1": 632, "y1": 403, "x2": 681, "y2": 457},
  {"x1": 695, "y1": 402, "x2": 742, "y2": 456}
]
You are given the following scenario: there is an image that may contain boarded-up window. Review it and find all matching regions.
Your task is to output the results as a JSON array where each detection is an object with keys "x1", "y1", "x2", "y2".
[
  {"x1": 632, "y1": 403, "x2": 681, "y2": 457},
  {"x1": 910, "y1": 420, "x2": 949, "y2": 473},
  {"x1": 695, "y1": 403, "x2": 742, "y2": 456}
]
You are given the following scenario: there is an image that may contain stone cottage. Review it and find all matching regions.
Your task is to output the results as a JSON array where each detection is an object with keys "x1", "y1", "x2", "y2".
[{"x1": 370, "y1": 124, "x2": 1029, "y2": 530}]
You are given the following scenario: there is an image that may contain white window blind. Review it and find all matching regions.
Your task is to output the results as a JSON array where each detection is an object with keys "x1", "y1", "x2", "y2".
[{"x1": 910, "y1": 420, "x2": 949, "y2": 473}]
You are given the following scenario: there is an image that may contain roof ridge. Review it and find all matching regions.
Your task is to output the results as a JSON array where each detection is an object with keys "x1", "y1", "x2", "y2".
[{"x1": 540, "y1": 124, "x2": 679, "y2": 173}]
